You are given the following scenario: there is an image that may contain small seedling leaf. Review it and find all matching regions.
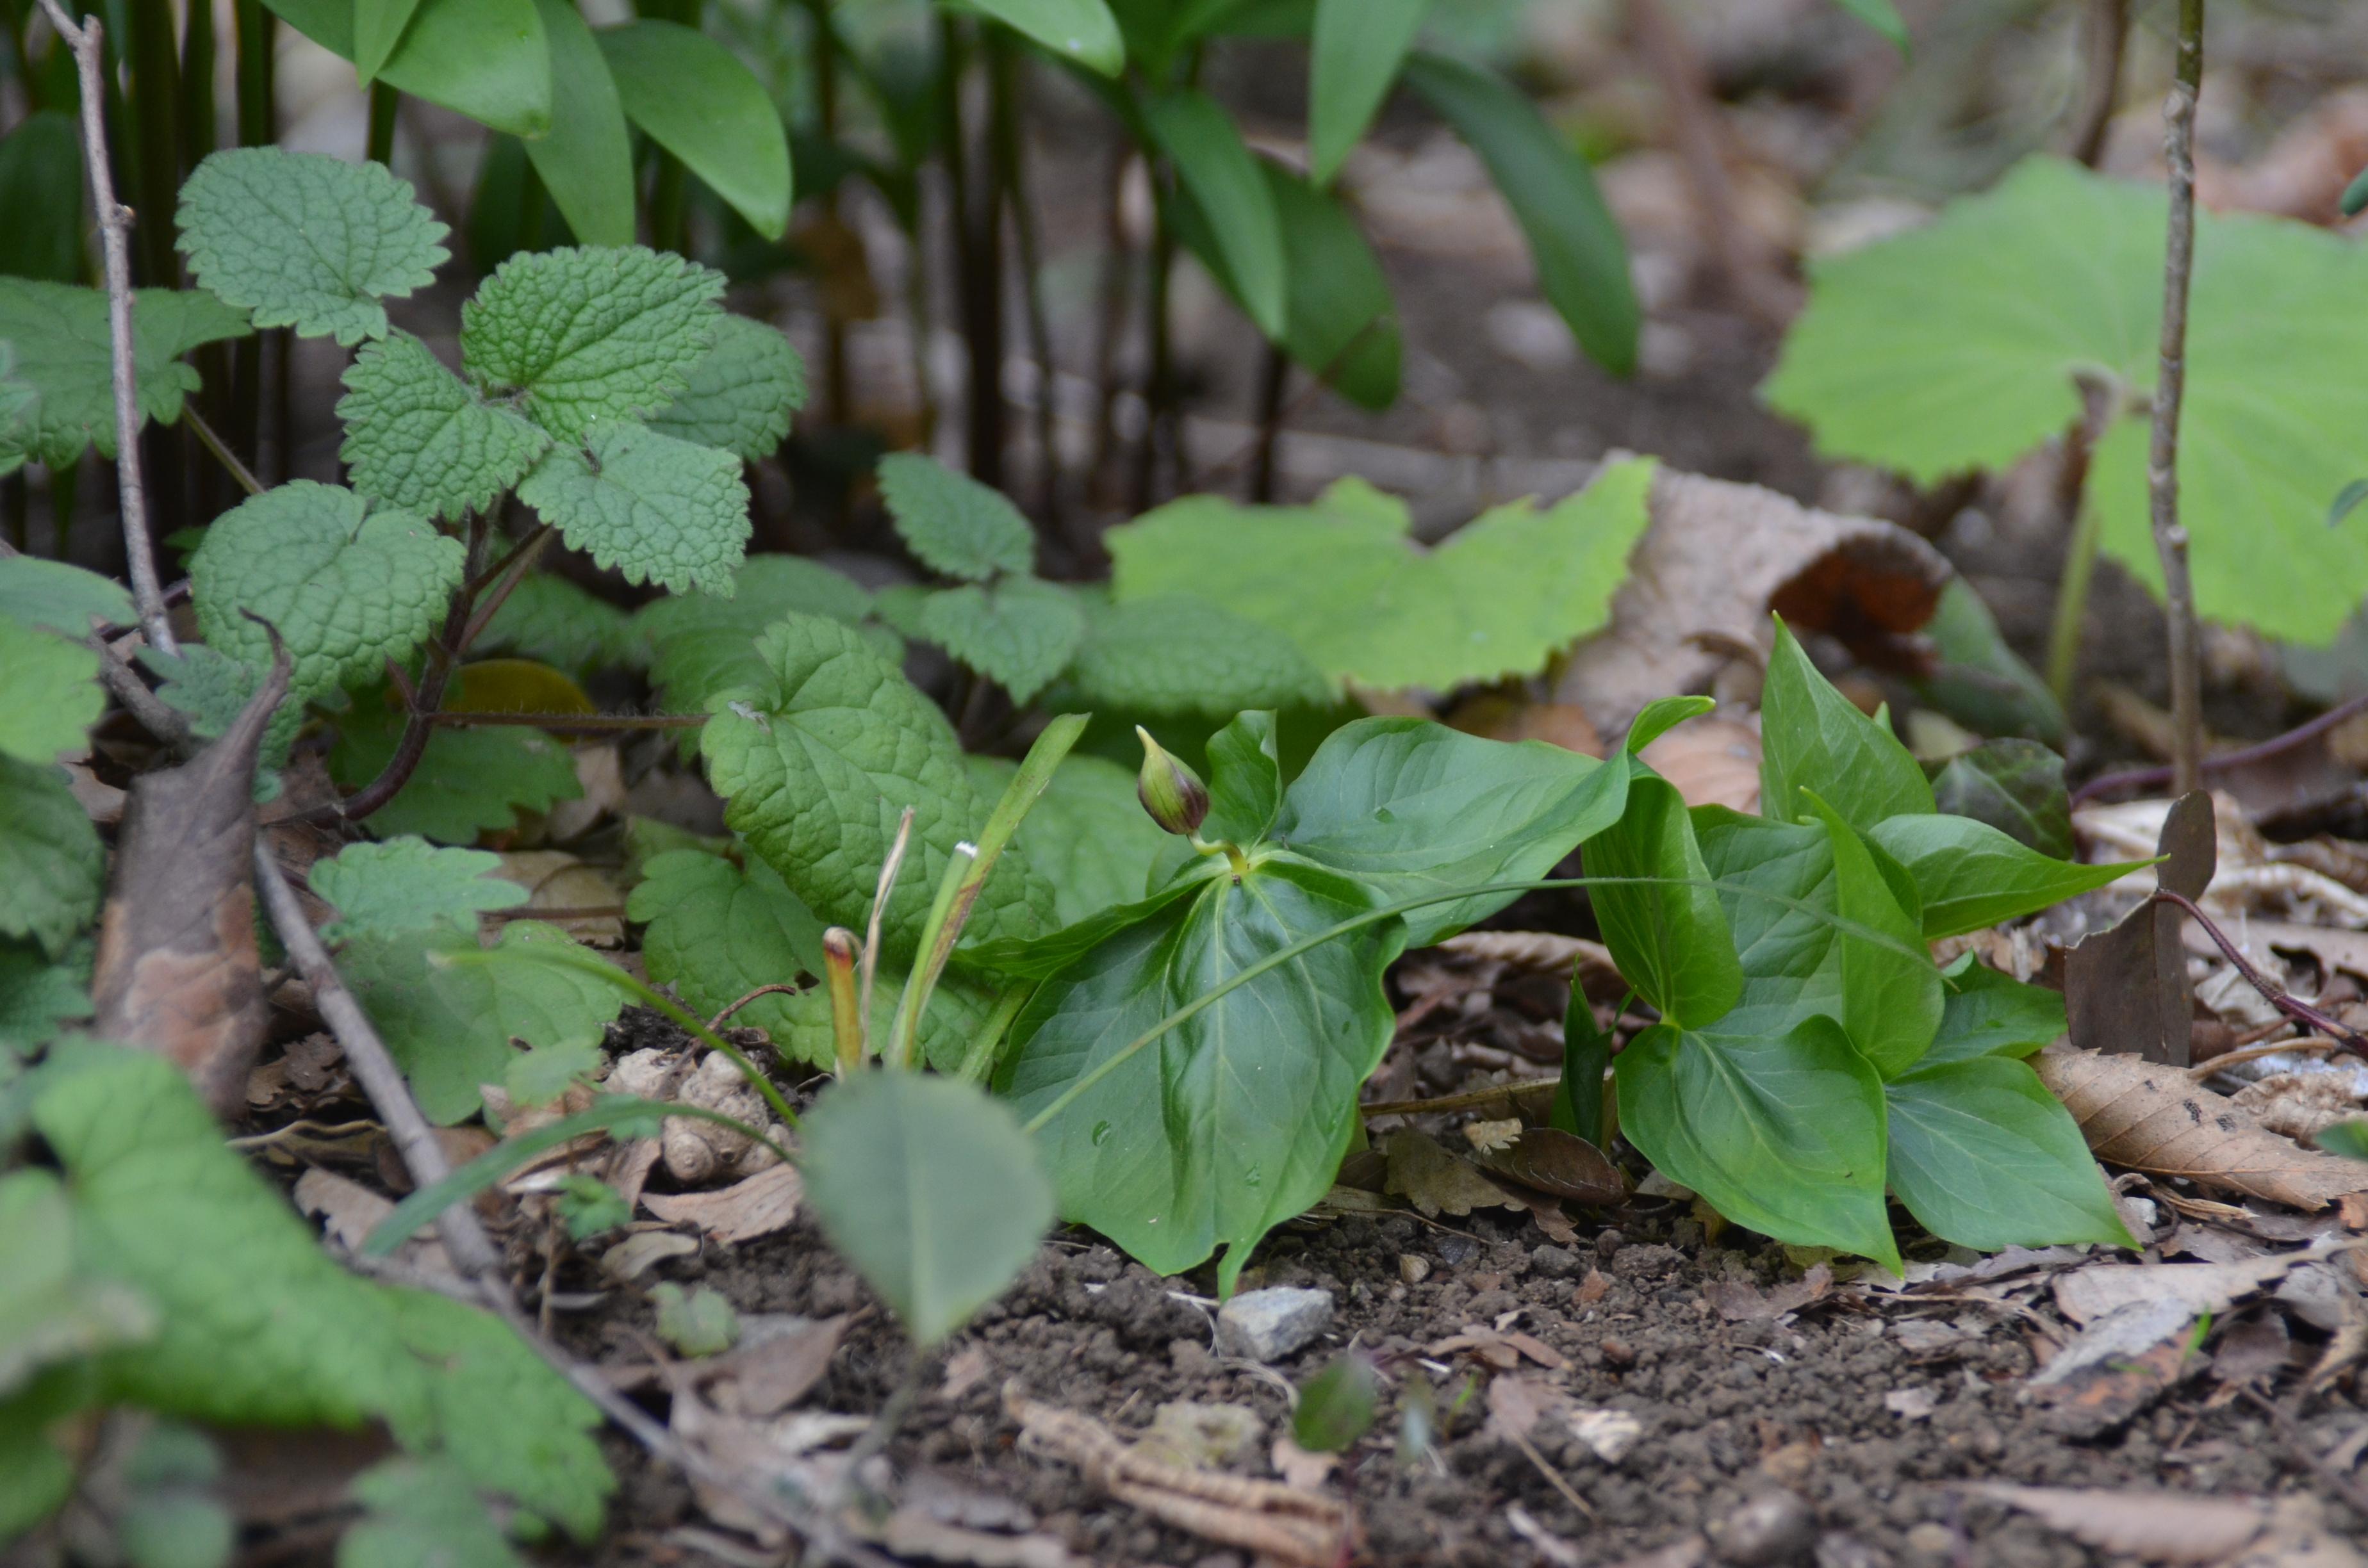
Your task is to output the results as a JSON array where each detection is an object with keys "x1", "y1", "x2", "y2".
[
  {"x1": 916, "y1": 578, "x2": 1087, "y2": 705},
  {"x1": 877, "y1": 452, "x2": 1035, "y2": 582},
  {"x1": 1293, "y1": 1350, "x2": 1381, "y2": 1452},
  {"x1": 339, "y1": 331, "x2": 550, "y2": 521},
  {"x1": 626, "y1": 848, "x2": 827, "y2": 1038},
  {"x1": 309, "y1": 840, "x2": 530, "y2": 944}
]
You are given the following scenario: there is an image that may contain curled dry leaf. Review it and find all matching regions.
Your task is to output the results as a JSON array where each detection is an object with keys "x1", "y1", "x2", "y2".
[
  {"x1": 642, "y1": 1163, "x2": 804, "y2": 1246},
  {"x1": 1381, "y1": 1127, "x2": 1524, "y2": 1218},
  {"x1": 1636, "y1": 717, "x2": 1763, "y2": 813},
  {"x1": 2033, "y1": 1046, "x2": 2368, "y2": 1211},
  {"x1": 1968, "y1": 1484, "x2": 2365, "y2": 1567},
  {"x1": 91, "y1": 643, "x2": 292, "y2": 1114},
  {"x1": 2051, "y1": 1249, "x2": 2340, "y2": 1324},
  {"x1": 1471, "y1": 1125, "x2": 1627, "y2": 1206}
]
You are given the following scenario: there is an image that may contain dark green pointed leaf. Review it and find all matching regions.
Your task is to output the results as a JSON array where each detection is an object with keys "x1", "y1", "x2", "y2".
[
  {"x1": 1201, "y1": 710, "x2": 1282, "y2": 847},
  {"x1": 0, "y1": 113, "x2": 83, "y2": 284},
  {"x1": 262, "y1": 0, "x2": 552, "y2": 138},
  {"x1": 1884, "y1": 1056, "x2": 2132, "y2": 1251},
  {"x1": 1758, "y1": 619, "x2": 1931, "y2": 829},
  {"x1": 1928, "y1": 739, "x2": 2074, "y2": 858},
  {"x1": 355, "y1": 0, "x2": 427, "y2": 85},
  {"x1": 1625, "y1": 694, "x2": 1715, "y2": 755},
  {"x1": 1799, "y1": 791, "x2": 1939, "y2": 1079},
  {"x1": 1866, "y1": 813, "x2": 2140, "y2": 940},
  {"x1": 1293, "y1": 1350, "x2": 1381, "y2": 1452},
  {"x1": 597, "y1": 20, "x2": 793, "y2": 240},
  {"x1": 1308, "y1": 0, "x2": 1427, "y2": 184},
  {"x1": 1146, "y1": 90, "x2": 1285, "y2": 338},
  {"x1": 1550, "y1": 974, "x2": 1609, "y2": 1148},
  {"x1": 1918, "y1": 956, "x2": 2065, "y2": 1069},
  {"x1": 1583, "y1": 764, "x2": 1738, "y2": 1029},
  {"x1": 522, "y1": 0, "x2": 635, "y2": 247},
  {"x1": 964, "y1": 0, "x2": 1124, "y2": 76}
]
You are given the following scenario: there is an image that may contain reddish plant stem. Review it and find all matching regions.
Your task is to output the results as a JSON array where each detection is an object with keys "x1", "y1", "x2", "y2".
[
  {"x1": 427, "y1": 710, "x2": 705, "y2": 731},
  {"x1": 2069, "y1": 691, "x2": 2368, "y2": 807},
  {"x1": 2152, "y1": 888, "x2": 2368, "y2": 1059}
]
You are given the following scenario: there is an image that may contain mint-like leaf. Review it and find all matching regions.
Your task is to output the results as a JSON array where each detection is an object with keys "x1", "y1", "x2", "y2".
[
  {"x1": 175, "y1": 148, "x2": 448, "y2": 345},
  {"x1": 341, "y1": 1459, "x2": 528, "y2": 1568},
  {"x1": 517, "y1": 421, "x2": 749, "y2": 594},
  {"x1": 330, "y1": 686, "x2": 582, "y2": 844},
  {"x1": 645, "y1": 314, "x2": 806, "y2": 462},
  {"x1": 189, "y1": 481, "x2": 465, "y2": 703},
  {"x1": 310, "y1": 839, "x2": 530, "y2": 943},
  {"x1": 0, "y1": 617, "x2": 101, "y2": 765},
  {"x1": 459, "y1": 245, "x2": 723, "y2": 443},
  {"x1": 340, "y1": 332, "x2": 550, "y2": 521},
  {"x1": 0, "y1": 935, "x2": 92, "y2": 1053},
  {"x1": 143, "y1": 644, "x2": 300, "y2": 787},
  {"x1": 1065, "y1": 594, "x2": 1329, "y2": 715},
  {"x1": 625, "y1": 849, "x2": 825, "y2": 1041},
  {"x1": 916, "y1": 578, "x2": 1085, "y2": 705},
  {"x1": 0, "y1": 280, "x2": 249, "y2": 468},
  {"x1": 0, "y1": 556, "x2": 134, "y2": 635},
  {"x1": 637, "y1": 555, "x2": 875, "y2": 714},
  {"x1": 876, "y1": 453, "x2": 1033, "y2": 582},
  {"x1": 0, "y1": 756, "x2": 103, "y2": 959},
  {"x1": 476, "y1": 573, "x2": 643, "y2": 676}
]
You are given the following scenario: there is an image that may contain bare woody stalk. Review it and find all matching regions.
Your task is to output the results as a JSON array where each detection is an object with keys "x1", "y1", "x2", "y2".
[
  {"x1": 35, "y1": 0, "x2": 176, "y2": 655},
  {"x1": 2149, "y1": 0, "x2": 2207, "y2": 796}
]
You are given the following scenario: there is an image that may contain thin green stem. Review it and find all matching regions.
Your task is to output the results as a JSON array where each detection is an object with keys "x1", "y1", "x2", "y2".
[{"x1": 957, "y1": 982, "x2": 1033, "y2": 1084}]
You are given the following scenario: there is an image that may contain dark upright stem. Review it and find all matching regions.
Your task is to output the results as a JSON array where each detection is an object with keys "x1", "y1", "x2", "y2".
[
  {"x1": 2149, "y1": 0, "x2": 2206, "y2": 796},
  {"x1": 941, "y1": 15, "x2": 1006, "y2": 487},
  {"x1": 2069, "y1": 0, "x2": 2129, "y2": 167},
  {"x1": 1249, "y1": 340, "x2": 1289, "y2": 503}
]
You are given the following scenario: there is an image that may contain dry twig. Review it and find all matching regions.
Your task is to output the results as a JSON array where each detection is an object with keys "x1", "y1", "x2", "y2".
[{"x1": 2148, "y1": 0, "x2": 2208, "y2": 794}]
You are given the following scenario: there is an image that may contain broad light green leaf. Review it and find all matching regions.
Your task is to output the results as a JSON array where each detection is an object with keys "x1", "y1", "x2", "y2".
[
  {"x1": 1615, "y1": 1015, "x2": 1896, "y2": 1268},
  {"x1": 877, "y1": 453, "x2": 1034, "y2": 582},
  {"x1": 1583, "y1": 765, "x2": 1738, "y2": 1031},
  {"x1": 0, "y1": 618, "x2": 102, "y2": 765},
  {"x1": 1884, "y1": 1057, "x2": 2132, "y2": 1251},
  {"x1": 1757, "y1": 619, "x2": 1930, "y2": 830},
  {"x1": 1867, "y1": 813, "x2": 2138, "y2": 941},
  {"x1": 639, "y1": 555, "x2": 877, "y2": 715},
  {"x1": 341, "y1": 920, "x2": 625, "y2": 1123},
  {"x1": 1918, "y1": 956, "x2": 2066, "y2": 1069},
  {"x1": 701, "y1": 613, "x2": 1056, "y2": 959},
  {"x1": 1065, "y1": 594, "x2": 1331, "y2": 715},
  {"x1": 626, "y1": 848, "x2": 825, "y2": 1040},
  {"x1": 1308, "y1": 0, "x2": 1426, "y2": 184},
  {"x1": 1201, "y1": 709, "x2": 1283, "y2": 847},
  {"x1": 461, "y1": 245, "x2": 723, "y2": 443},
  {"x1": 0, "y1": 935, "x2": 93, "y2": 1052},
  {"x1": 354, "y1": 0, "x2": 427, "y2": 85},
  {"x1": 0, "y1": 757, "x2": 104, "y2": 959},
  {"x1": 917, "y1": 577, "x2": 1087, "y2": 704},
  {"x1": 341, "y1": 1458, "x2": 527, "y2": 1568},
  {"x1": 189, "y1": 482, "x2": 465, "y2": 703},
  {"x1": 1276, "y1": 717, "x2": 1627, "y2": 947},
  {"x1": 1694, "y1": 808, "x2": 1843, "y2": 1041},
  {"x1": 964, "y1": 0, "x2": 1124, "y2": 76},
  {"x1": 1401, "y1": 51, "x2": 1636, "y2": 375},
  {"x1": 522, "y1": 0, "x2": 636, "y2": 249},
  {"x1": 261, "y1": 0, "x2": 553, "y2": 138},
  {"x1": 310, "y1": 840, "x2": 529, "y2": 943},
  {"x1": 1764, "y1": 155, "x2": 2368, "y2": 644},
  {"x1": 1930, "y1": 738, "x2": 2075, "y2": 859},
  {"x1": 997, "y1": 755, "x2": 1172, "y2": 927},
  {"x1": 1800, "y1": 792, "x2": 1939, "y2": 1079},
  {"x1": 1001, "y1": 856, "x2": 1401, "y2": 1294},
  {"x1": 518, "y1": 422, "x2": 750, "y2": 595},
  {"x1": 0, "y1": 280, "x2": 250, "y2": 468},
  {"x1": 476, "y1": 573, "x2": 643, "y2": 677},
  {"x1": 802, "y1": 1070, "x2": 1055, "y2": 1344},
  {"x1": 646, "y1": 314, "x2": 807, "y2": 462},
  {"x1": 597, "y1": 20, "x2": 793, "y2": 240},
  {"x1": 175, "y1": 149, "x2": 448, "y2": 345},
  {"x1": 329, "y1": 688, "x2": 582, "y2": 844},
  {"x1": 1146, "y1": 90, "x2": 1286, "y2": 338},
  {"x1": 339, "y1": 332, "x2": 550, "y2": 521},
  {"x1": 0, "y1": 113, "x2": 83, "y2": 284},
  {"x1": 0, "y1": 557, "x2": 134, "y2": 635},
  {"x1": 0, "y1": 1168, "x2": 155, "y2": 1399},
  {"x1": 1110, "y1": 459, "x2": 1653, "y2": 692}
]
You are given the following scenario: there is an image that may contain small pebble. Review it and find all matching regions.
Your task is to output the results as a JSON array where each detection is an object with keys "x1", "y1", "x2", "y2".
[
  {"x1": 1707, "y1": 1490, "x2": 1816, "y2": 1566},
  {"x1": 1399, "y1": 1254, "x2": 1432, "y2": 1285},
  {"x1": 1600, "y1": 1337, "x2": 1636, "y2": 1368},
  {"x1": 1214, "y1": 1286, "x2": 1333, "y2": 1362},
  {"x1": 1530, "y1": 1243, "x2": 1583, "y2": 1279},
  {"x1": 1900, "y1": 1523, "x2": 1957, "y2": 1567},
  {"x1": 1436, "y1": 1233, "x2": 1479, "y2": 1267}
]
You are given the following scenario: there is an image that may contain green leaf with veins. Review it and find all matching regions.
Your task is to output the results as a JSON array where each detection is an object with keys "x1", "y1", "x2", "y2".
[
  {"x1": 0, "y1": 617, "x2": 101, "y2": 765},
  {"x1": 977, "y1": 753, "x2": 1170, "y2": 927},
  {"x1": 189, "y1": 481, "x2": 465, "y2": 703},
  {"x1": 0, "y1": 756, "x2": 104, "y2": 959},
  {"x1": 330, "y1": 685, "x2": 582, "y2": 844},
  {"x1": 1884, "y1": 1056, "x2": 2132, "y2": 1251},
  {"x1": 702, "y1": 613, "x2": 1056, "y2": 960},
  {"x1": 626, "y1": 848, "x2": 825, "y2": 1040},
  {"x1": 1199, "y1": 710, "x2": 1283, "y2": 847},
  {"x1": 0, "y1": 557, "x2": 134, "y2": 635},
  {"x1": 802, "y1": 1071, "x2": 1055, "y2": 1345},
  {"x1": 596, "y1": 20, "x2": 793, "y2": 240},
  {"x1": 1064, "y1": 593, "x2": 1331, "y2": 715},
  {"x1": 645, "y1": 314, "x2": 807, "y2": 461},
  {"x1": 774, "y1": 965, "x2": 990, "y2": 1073},
  {"x1": 1866, "y1": 813, "x2": 2139, "y2": 940},
  {"x1": 1757, "y1": 619, "x2": 1930, "y2": 831},
  {"x1": 142, "y1": 645, "x2": 301, "y2": 783},
  {"x1": 876, "y1": 452, "x2": 1034, "y2": 582},
  {"x1": 917, "y1": 578, "x2": 1087, "y2": 704},
  {"x1": 475, "y1": 573, "x2": 643, "y2": 676},
  {"x1": 259, "y1": 0, "x2": 554, "y2": 140},
  {"x1": 0, "y1": 1170, "x2": 156, "y2": 1402},
  {"x1": 1798, "y1": 791, "x2": 1939, "y2": 1079},
  {"x1": 1929, "y1": 738, "x2": 2075, "y2": 858},
  {"x1": 506, "y1": 1037, "x2": 603, "y2": 1106},
  {"x1": 1146, "y1": 89, "x2": 1287, "y2": 338},
  {"x1": 339, "y1": 332, "x2": 550, "y2": 521},
  {"x1": 459, "y1": 245, "x2": 723, "y2": 443},
  {"x1": 964, "y1": 0, "x2": 1123, "y2": 75},
  {"x1": 0, "y1": 936, "x2": 92, "y2": 1054},
  {"x1": 0, "y1": 280, "x2": 249, "y2": 468},
  {"x1": 309, "y1": 839, "x2": 529, "y2": 943},
  {"x1": 1277, "y1": 716, "x2": 1629, "y2": 948},
  {"x1": 1001, "y1": 855, "x2": 1401, "y2": 1294},
  {"x1": 1583, "y1": 764, "x2": 1738, "y2": 1031},
  {"x1": 340, "y1": 920, "x2": 624, "y2": 1123},
  {"x1": 341, "y1": 1458, "x2": 528, "y2": 1568},
  {"x1": 1108, "y1": 459, "x2": 1653, "y2": 692},
  {"x1": 1918, "y1": 956, "x2": 2066, "y2": 1069},
  {"x1": 174, "y1": 149, "x2": 448, "y2": 345},
  {"x1": 518, "y1": 422, "x2": 749, "y2": 594},
  {"x1": 637, "y1": 555, "x2": 877, "y2": 715},
  {"x1": 1615, "y1": 1015, "x2": 1898, "y2": 1269},
  {"x1": 1764, "y1": 154, "x2": 2368, "y2": 644}
]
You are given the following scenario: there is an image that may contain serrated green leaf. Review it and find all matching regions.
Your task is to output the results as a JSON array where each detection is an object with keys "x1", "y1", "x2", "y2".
[
  {"x1": 175, "y1": 149, "x2": 448, "y2": 345},
  {"x1": 637, "y1": 555, "x2": 875, "y2": 714},
  {"x1": 1308, "y1": 0, "x2": 1426, "y2": 185},
  {"x1": 0, "y1": 556, "x2": 135, "y2": 635},
  {"x1": 0, "y1": 936, "x2": 92, "y2": 1053},
  {"x1": 0, "y1": 112, "x2": 83, "y2": 284},
  {"x1": 0, "y1": 756, "x2": 103, "y2": 960},
  {"x1": 339, "y1": 332, "x2": 551, "y2": 521},
  {"x1": 1108, "y1": 458, "x2": 1653, "y2": 691},
  {"x1": 341, "y1": 1458, "x2": 528, "y2": 1568},
  {"x1": 0, "y1": 280, "x2": 250, "y2": 468},
  {"x1": 505, "y1": 1037, "x2": 603, "y2": 1106},
  {"x1": 625, "y1": 848, "x2": 825, "y2": 1040},
  {"x1": 651, "y1": 1282, "x2": 737, "y2": 1357},
  {"x1": 1867, "y1": 812, "x2": 2139, "y2": 940},
  {"x1": 0, "y1": 617, "x2": 101, "y2": 765},
  {"x1": 261, "y1": 0, "x2": 553, "y2": 139},
  {"x1": 1064, "y1": 593, "x2": 1331, "y2": 715},
  {"x1": 1884, "y1": 1057, "x2": 2130, "y2": 1251},
  {"x1": 966, "y1": 0, "x2": 1124, "y2": 74},
  {"x1": 311, "y1": 840, "x2": 529, "y2": 943},
  {"x1": 1930, "y1": 740, "x2": 2072, "y2": 857},
  {"x1": 1146, "y1": 90, "x2": 1286, "y2": 338},
  {"x1": 189, "y1": 481, "x2": 465, "y2": 703},
  {"x1": 0, "y1": 1170, "x2": 156, "y2": 1403},
  {"x1": 518, "y1": 421, "x2": 749, "y2": 595},
  {"x1": 1757, "y1": 619, "x2": 1931, "y2": 831},
  {"x1": 1920, "y1": 956, "x2": 2065, "y2": 1068},
  {"x1": 700, "y1": 612, "x2": 1056, "y2": 961},
  {"x1": 461, "y1": 245, "x2": 723, "y2": 443},
  {"x1": 341, "y1": 920, "x2": 624, "y2": 1123},
  {"x1": 522, "y1": 0, "x2": 636, "y2": 249},
  {"x1": 802, "y1": 1071, "x2": 1054, "y2": 1344},
  {"x1": 1765, "y1": 154, "x2": 2368, "y2": 644},
  {"x1": 876, "y1": 452, "x2": 1034, "y2": 582},
  {"x1": 329, "y1": 687, "x2": 583, "y2": 844},
  {"x1": 645, "y1": 314, "x2": 807, "y2": 462},
  {"x1": 916, "y1": 578, "x2": 1086, "y2": 704},
  {"x1": 596, "y1": 20, "x2": 793, "y2": 240},
  {"x1": 477, "y1": 573, "x2": 642, "y2": 677}
]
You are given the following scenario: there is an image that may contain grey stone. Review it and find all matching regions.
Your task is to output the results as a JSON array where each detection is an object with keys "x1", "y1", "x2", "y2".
[
  {"x1": 1213, "y1": 1286, "x2": 1333, "y2": 1362},
  {"x1": 1708, "y1": 1490, "x2": 1816, "y2": 1566},
  {"x1": 1531, "y1": 1243, "x2": 1584, "y2": 1279}
]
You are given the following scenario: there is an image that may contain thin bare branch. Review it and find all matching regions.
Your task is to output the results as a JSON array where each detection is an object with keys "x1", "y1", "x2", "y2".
[
  {"x1": 2148, "y1": 0, "x2": 2207, "y2": 795},
  {"x1": 860, "y1": 806, "x2": 917, "y2": 1057}
]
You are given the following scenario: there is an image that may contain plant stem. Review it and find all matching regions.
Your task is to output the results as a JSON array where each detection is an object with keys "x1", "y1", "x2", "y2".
[
  {"x1": 366, "y1": 78, "x2": 397, "y2": 166},
  {"x1": 2153, "y1": 888, "x2": 2368, "y2": 1058},
  {"x1": 803, "y1": 0, "x2": 850, "y2": 426},
  {"x1": 179, "y1": 0, "x2": 215, "y2": 167},
  {"x1": 957, "y1": 982, "x2": 1032, "y2": 1083},
  {"x1": 1249, "y1": 340, "x2": 1289, "y2": 503},
  {"x1": 2149, "y1": 0, "x2": 2207, "y2": 797},
  {"x1": 942, "y1": 14, "x2": 1007, "y2": 487},
  {"x1": 860, "y1": 806, "x2": 917, "y2": 1054},
  {"x1": 2069, "y1": 0, "x2": 2129, "y2": 167},
  {"x1": 1130, "y1": 208, "x2": 1177, "y2": 510},
  {"x1": 36, "y1": 0, "x2": 176, "y2": 653},
  {"x1": 1088, "y1": 143, "x2": 1135, "y2": 508},
  {"x1": 124, "y1": 0, "x2": 183, "y2": 286},
  {"x1": 2043, "y1": 375, "x2": 2118, "y2": 705},
  {"x1": 185, "y1": 405, "x2": 263, "y2": 495},
  {"x1": 823, "y1": 927, "x2": 862, "y2": 1074},
  {"x1": 648, "y1": 150, "x2": 689, "y2": 255},
  {"x1": 2071, "y1": 689, "x2": 2368, "y2": 806},
  {"x1": 991, "y1": 33, "x2": 1063, "y2": 533}
]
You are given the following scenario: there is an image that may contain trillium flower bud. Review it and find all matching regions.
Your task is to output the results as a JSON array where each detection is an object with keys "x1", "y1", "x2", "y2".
[{"x1": 1134, "y1": 725, "x2": 1210, "y2": 837}]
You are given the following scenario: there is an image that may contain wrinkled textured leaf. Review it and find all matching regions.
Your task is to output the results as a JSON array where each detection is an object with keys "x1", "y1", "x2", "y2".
[
  {"x1": 0, "y1": 757, "x2": 104, "y2": 959},
  {"x1": 144, "y1": 646, "x2": 300, "y2": 782},
  {"x1": 341, "y1": 1458, "x2": 527, "y2": 1568},
  {"x1": 645, "y1": 314, "x2": 806, "y2": 461},
  {"x1": 1930, "y1": 737, "x2": 2075, "y2": 858},
  {"x1": 175, "y1": 149, "x2": 448, "y2": 345},
  {"x1": 597, "y1": 20, "x2": 792, "y2": 239},
  {"x1": 339, "y1": 332, "x2": 550, "y2": 521},
  {"x1": 877, "y1": 452, "x2": 1034, "y2": 582},
  {"x1": 1757, "y1": 619, "x2": 1931, "y2": 830},
  {"x1": 0, "y1": 281, "x2": 249, "y2": 468},
  {"x1": 518, "y1": 421, "x2": 749, "y2": 594},
  {"x1": 475, "y1": 573, "x2": 642, "y2": 676},
  {"x1": 310, "y1": 840, "x2": 529, "y2": 943},
  {"x1": 917, "y1": 577, "x2": 1086, "y2": 704},
  {"x1": 1065, "y1": 593, "x2": 1331, "y2": 715},
  {"x1": 1885, "y1": 1056, "x2": 2130, "y2": 1250},
  {"x1": 0, "y1": 618, "x2": 101, "y2": 765},
  {"x1": 626, "y1": 848, "x2": 825, "y2": 1038},
  {"x1": 0, "y1": 936, "x2": 93, "y2": 1052},
  {"x1": 1868, "y1": 813, "x2": 2137, "y2": 940},
  {"x1": 639, "y1": 555, "x2": 875, "y2": 714},
  {"x1": 330, "y1": 687, "x2": 582, "y2": 844}
]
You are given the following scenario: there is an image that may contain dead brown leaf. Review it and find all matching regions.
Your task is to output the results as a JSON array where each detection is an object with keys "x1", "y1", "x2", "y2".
[
  {"x1": 1637, "y1": 717, "x2": 1763, "y2": 813},
  {"x1": 642, "y1": 1163, "x2": 804, "y2": 1246},
  {"x1": 2033, "y1": 1046, "x2": 2368, "y2": 1211},
  {"x1": 1705, "y1": 1263, "x2": 1833, "y2": 1321},
  {"x1": 2052, "y1": 1252, "x2": 2337, "y2": 1324},
  {"x1": 1472, "y1": 1126, "x2": 1627, "y2": 1206},
  {"x1": 1482, "y1": 1373, "x2": 1569, "y2": 1444},
  {"x1": 705, "y1": 1314, "x2": 848, "y2": 1418},
  {"x1": 1968, "y1": 1484, "x2": 2364, "y2": 1567},
  {"x1": 1445, "y1": 690, "x2": 1603, "y2": 756},
  {"x1": 2065, "y1": 791, "x2": 2214, "y2": 1067},
  {"x1": 495, "y1": 850, "x2": 624, "y2": 945},
  {"x1": 1381, "y1": 1127, "x2": 1524, "y2": 1218}
]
